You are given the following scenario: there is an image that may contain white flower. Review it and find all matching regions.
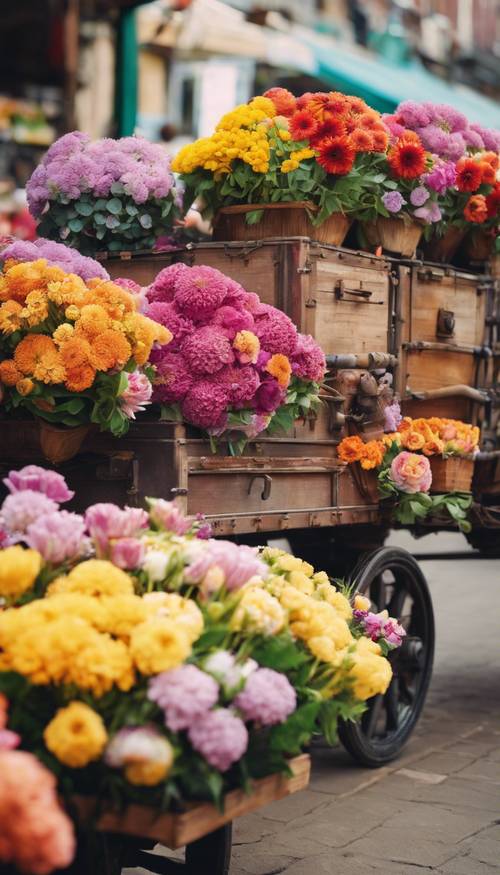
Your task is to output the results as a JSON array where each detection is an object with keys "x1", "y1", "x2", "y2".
[
  {"x1": 142, "y1": 549, "x2": 169, "y2": 583},
  {"x1": 204, "y1": 650, "x2": 257, "y2": 695}
]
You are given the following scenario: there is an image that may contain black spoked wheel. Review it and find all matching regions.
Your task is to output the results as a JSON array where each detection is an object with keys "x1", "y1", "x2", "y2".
[
  {"x1": 339, "y1": 546, "x2": 435, "y2": 767},
  {"x1": 130, "y1": 824, "x2": 232, "y2": 875}
]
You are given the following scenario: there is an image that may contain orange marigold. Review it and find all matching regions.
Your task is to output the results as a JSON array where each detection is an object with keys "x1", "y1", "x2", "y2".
[
  {"x1": 16, "y1": 378, "x2": 35, "y2": 396},
  {"x1": 33, "y1": 350, "x2": 66, "y2": 385},
  {"x1": 0, "y1": 300, "x2": 23, "y2": 334},
  {"x1": 2, "y1": 260, "x2": 47, "y2": 303},
  {"x1": 91, "y1": 329, "x2": 132, "y2": 371},
  {"x1": 359, "y1": 440, "x2": 385, "y2": 470},
  {"x1": 464, "y1": 195, "x2": 488, "y2": 224},
  {"x1": 402, "y1": 431, "x2": 426, "y2": 451},
  {"x1": 0, "y1": 360, "x2": 22, "y2": 386},
  {"x1": 266, "y1": 354, "x2": 292, "y2": 388},
  {"x1": 358, "y1": 112, "x2": 380, "y2": 131},
  {"x1": 76, "y1": 304, "x2": 110, "y2": 338},
  {"x1": 60, "y1": 337, "x2": 94, "y2": 371},
  {"x1": 14, "y1": 335, "x2": 57, "y2": 375},
  {"x1": 337, "y1": 435, "x2": 365, "y2": 464},
  {"x1": 65, "y1": 365, "x2": 96, "y2": 392}
]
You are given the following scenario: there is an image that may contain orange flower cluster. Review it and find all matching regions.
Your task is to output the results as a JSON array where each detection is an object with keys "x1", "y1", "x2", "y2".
[
  {"x1": 337, "y1": 435, "x2": 385, "y2": 470},
  {"x1": 398, "y1": 417, "x2": 480, "y2": 456},
  {"x1": 0, "y1": 259, "x2": 171, "y2": 398},
  {"x1": 266, "y1": 88, "x2": 390, "y2": 177}
]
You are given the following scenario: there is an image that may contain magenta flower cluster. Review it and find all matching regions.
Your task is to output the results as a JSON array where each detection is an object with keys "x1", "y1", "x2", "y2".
[
  {"x1": 353, "y1": 609, "x2": 406, "y2": 649},
  {"x1": 27, "y1": 132, "x2": 177, "y2": 216},
  {"x1": 146, "y1": 263, "x2": 326, "y2": 436},
  {"x1": 1, "y1": 238, "x2": 109, "y2": 281},
  {"x1": 384, "y1": 101, "x2": 500, "y2": 161}
]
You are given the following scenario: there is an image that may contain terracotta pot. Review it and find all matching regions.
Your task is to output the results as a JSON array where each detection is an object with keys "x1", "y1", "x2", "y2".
[
  {"x1": 429, "y1": 456, "x2": 474, "y2": 494},
  {"x1": 362, "y1": 217, "x2": 422, "y2": 257},
  {"x1": 213, "y1": 202, "x2": 351, "y2": 246},
  {"x1": 38, "y1": 421, "x2": 90, "y2": 465},
  {"x1": 421, "y1": 226, "x2": 466, "y2": 264},
  {"x1": 465, "y1": 231, "x2": 493, "y2": 263}
]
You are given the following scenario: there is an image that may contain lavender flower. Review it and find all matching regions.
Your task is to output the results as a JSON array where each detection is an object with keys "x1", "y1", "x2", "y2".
[
  {"x1": 148, "y1": 665, "x2": 219, "y2": 731},
  {"x1": 382, "y1": 191, "x2": 406, "y2": 214},
  {"x1": 3, "y1": 465, "x2": 74, "y2": 503},
  {"x1": 188, "y1": 709, "x2": 248, "y2": 771},
  {"x1": 25, "y1": 511, "x2": 86, "y2": 564},
  {"x1": 414, "y1": 202, "x2": 442, "y2": 224},
  {"x1": 424, "y1": 161, "x2": 457, "y2": 195},
  {"x1": 383, "y1": 400, "x2": 402, "y2": 433},
  {"x1": 235, "y1": 668, "x2": 296, "y2": 726},
  {"x1": 410, "y1": 186, "x2": 429, "y2": 207},
  {"x1": 1, "y1": 238, "x2": 109, "y2": 281}
]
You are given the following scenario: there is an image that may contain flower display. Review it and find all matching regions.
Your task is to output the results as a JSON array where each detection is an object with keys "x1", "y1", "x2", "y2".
[
  {"x1": 0, "y1": 468, "x2": 399, "y2": 813},
  {"x1": 26, "y1": 133, "x2": 182, "y2": 253},
  {"x1": 0, "y1": 258, "x2": 170, "y2": 436},
  {"x1": 146, "y1": 264, "x2": 325, "y2": 450},
  {"x1": 1, "y1": 237, "x2": 109, "y2": 281}
]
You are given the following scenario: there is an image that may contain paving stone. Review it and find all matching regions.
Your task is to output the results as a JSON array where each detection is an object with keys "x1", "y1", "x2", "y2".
[
  {"x1": 409, "y1": 751, "x2": 478, "y2": 776},
  {"x1": 344, "y1": 825, "x2": 453, "y2": 868},
  {"x1": 254, "y1": 789, "x2": 329, "y2": 823},
  {"x1": 382, "y1": 805, "x2": 494, "y2": 845},
  {"x1": 409, "y1": 777, "x2": 500, "y2": 813},
  {"x1": 455, "y1": 759, "x2": 500, "y2": 784},
  {"x1": 461, "y1": 837, "x2": 500, "y2": 867},
  {"x1": 480, "y1": 824, "x2": 500, "y2": 843},
  {"x1": 274, "y1": 797, "x2": 403, "y2": 850},
  {"x1": 395, "y1": 767, "x2": 447, "y2": 785},
  {"x1": 233, "y1": 813, "x2": 275, "y2": 845},
  {"x1": 231, "y1": 848, "x2": 295, "y2": 874},
  {"x1": 443, "y1": 740, "x2": 500, "y2": 758},
  {"x1": 439, "y1": 852, "x2": 499, "y2": 873}
]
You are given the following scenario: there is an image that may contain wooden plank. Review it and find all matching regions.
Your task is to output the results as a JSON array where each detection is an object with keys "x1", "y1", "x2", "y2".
[
  {"x1": 191, "y1": 456, "x2": 346, "y2": 472},
  {"x1": 72, "y1": 755, "x2": 310, "y2": 850}
]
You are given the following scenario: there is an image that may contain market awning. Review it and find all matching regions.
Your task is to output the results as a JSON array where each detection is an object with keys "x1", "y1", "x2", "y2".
[{"x1": 302, "y1": 33, "x2": 500, "y2": 128}]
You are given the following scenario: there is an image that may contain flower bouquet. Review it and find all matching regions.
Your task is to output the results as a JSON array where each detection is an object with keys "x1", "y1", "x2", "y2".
[
  {"x1": 337, "y1": 415, "x2": 478, "y2": 530},
  {"x1": 0, "y1": 465, "x2": 403, "y2": 866},
  {"x1": 0, "y1": 253, "x2": 170, "y2": 460},
  {"x1": 172, "y1": 88, "x2": 392, "y2": 245},
  {"x1": 145, "y1": 263, "x2": 326, "y2": 453},
  {"x1": 26, "y1": 132, "x2": 182, "y2": 254}
]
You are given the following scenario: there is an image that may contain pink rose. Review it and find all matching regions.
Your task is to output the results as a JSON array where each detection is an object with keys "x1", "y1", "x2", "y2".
[
  {"x1": 441, "y1": 424, "x2": 457, "y2": 441},
  {"x1": 390, "y1": 451, "x2": 432, "y2": 494}
]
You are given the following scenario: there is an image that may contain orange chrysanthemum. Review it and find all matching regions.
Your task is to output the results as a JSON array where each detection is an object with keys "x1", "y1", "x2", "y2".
[
  {"x1": 481, "y1": 151, "x2": 499, "y2": 171},
  {"x1": 0, "y1": 300, "x2": 23, "y2": 334},
  {"x1": 53, "y1": 324, "x2": 75, "y2": 346},
  {"x1": 402, "y1": 431, "x2": 426, "y2": 451},
  {"x1": 91, "y1": 329, "x2": 132, "y2": 371},
  {"x1": 360, "y1": 440, "x2": 385, "y2": 470},
  {"x1": 388, "y1": 135, "x2": 426, "y2": 179},
  {"x1": 463, "y1": 195, "x2": 488, "y2": 224},
  {"x1": 346, "y1": 96, "x2": 367, "y2": 115},
  {"x1": 349, "y1": 129, "x2": 374, "y2": 152},
  {"x1": 1, "y1": 261, "x2": 47, "y2": 303},
  {"x1": 455, "y1": 158, "x2": 483, "y2": 193},
  {"x1": 358, "y1": 112, "x2": 380, "y2": 131},
  {"x1": 0, "y1": 360, "x2": 22, "y2": 386},
  {"x1": 337, "y1": 435, "x2": 365, "y2": 464},
  {"x1": 14, "y1": 335, "x2": 57, "y2": 376},
  {"x1": 60, "y1": 336, "x2": 94, "y2": 371},
  {"x1": 371, "y1": 129, "x2": 390, "y2": 153},
  {"x1": 296, "y1": 92, "x2": 315, "y2": 110},
  {"x1": 263, "y1": 87, "x2": 296, "y2": 117},
  {"x1": 16, "y1": 377, "x2": 35, "y2": 396},
  {"x1": 76, "y1": 304, "x2": 110, "y2": 338},
  {"x1": 90, "y1": 282, "x2": 136, "y2": 319},
  {"x1": 305, "y1": 93, "x2": 334, "y2": 121},
  {"x1": 265, "y1": 354, "x2": 292, "y2": 388},
  {"x1": 65, "y1": 365, "x2": 96, "y2": 392},
  {"x1": 33, "y1": 350, "x2": 66, "y2": 385},
  {"x1": 47, "y1": 275, "x2": 87, "y2": 307},
  {"x1": 316, "y1": 136, "x2": 356, "y2": 175},
  {"x1": 289, "y1": 110, "x2": 318, "y2": 141},
  {"x1": 479, "y1": 162, "x2": 496, "y2": 186}
]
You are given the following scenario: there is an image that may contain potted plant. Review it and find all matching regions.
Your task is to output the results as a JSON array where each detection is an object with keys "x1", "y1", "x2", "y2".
[{"x1": 26, "y1": 132, "x2": 182, "y2": 255}]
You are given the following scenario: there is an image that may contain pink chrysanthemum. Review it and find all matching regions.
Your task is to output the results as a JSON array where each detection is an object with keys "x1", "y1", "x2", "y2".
[
  {"x1": 212, "y1": 305, "x2": 255, "y2": 340},
  {"x1": 188, "y1": 708, "x2": 248, "y2": 772},
  {"x1": 148, "y1": 498, "x2": 192, "y2": 535},
  {"x1": 152, "y1": 351, "x2": 193, "y2": 403},
  {"x1": 147, "y1": 263, "x2": 189, "y2": 303},
  {"x1": 182, "y1": 326, "x2": 234, "y2": 375},
  {"x1": 255, "y1": 308, "x2": 298, "y2": 356},
  {"x1": 291, "y1": 334, "x2": 326, "y2": 382},
  {"x1": 147, "y1": 302, "x2": 194, "y2": 350},
  {"x1": 235, "y1": 668, "x2": 297, "y2": 726},
  {"x1": 174, "y1": 266, "x2": 229, "y2": 321},
  {"x1": 148, "y1": 665, "x2": 219, "y2": 731},
  {"x1": 210, "y1": 365, "x2": 260, "y2": 406},
  {"x1": 181, "y1": 381, "x2": 229, "y2": 429},
  {"x1": 113, "y1": 277, "x2": 141, "y2": 293},
  {"x1": 3, "y1": 465, "x2": 74, "y2": 503},
  {"x1": 224, "y1": 279, "x2": 248, "y2": 307}
]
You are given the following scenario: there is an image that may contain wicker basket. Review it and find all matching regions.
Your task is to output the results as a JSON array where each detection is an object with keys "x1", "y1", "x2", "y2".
[
  {"x1": 362, "y1": 217, "x2": 422, "y2": 257},
  {"x1": 430, "y1": 456, "x2": 474, "y2": 493},
  {"x1": 421, "y1": 226, "x2": 465, "y2": 264},
  {"x1": 213, "y1": 202, "x2": 351, "y2": 245}
]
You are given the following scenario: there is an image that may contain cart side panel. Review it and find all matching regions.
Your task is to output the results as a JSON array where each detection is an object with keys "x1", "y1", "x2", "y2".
[{"x1": 410, "y1": 265, "x2": 486, "y2": 347}]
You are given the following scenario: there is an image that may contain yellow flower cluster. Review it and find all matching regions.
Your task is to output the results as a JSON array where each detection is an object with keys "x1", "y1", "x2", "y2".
[
  {"x1": 0, "y1": 561, "x2": 204, "y2": 695},
  {"x1": 0, "y1": 546, "x2": 42, "y2": 598},
  {"x1": 398, "y1": 417, "x2": 479, "y2": 456},
  {"x1": 231, "y1": 585, "x2": 286, "y2": 635},
  {"x1": 44, "y1": 702, "x2": 107, "y2": 768},
  {"x1": 281, "y1": 148, "x2": 316, "y2": 173},
  {"x1": 260, "y1": 547, "x2": 392, "y2": 701},
  {"x1": 172, "y1": 98, "x2": 276, "y2": 176},
  {"x1": 0, "y1": 259, "x2": 171, "y2": 396}
]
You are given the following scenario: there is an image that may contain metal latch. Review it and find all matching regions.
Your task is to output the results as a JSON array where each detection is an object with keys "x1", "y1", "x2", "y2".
[
  {"x1": 334, "y1": 279, "x2": 383, "y2": 304},
  {"x1": 436, "y1": 308, "x2": 455, "y2": 338},
  {"x1": 248, "y1": 474, "x2": 272, "y2": 501}
]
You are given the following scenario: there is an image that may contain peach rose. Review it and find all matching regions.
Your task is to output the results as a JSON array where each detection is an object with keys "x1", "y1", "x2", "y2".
[
  {"x1": 390, "y1": 451, "x2": 432, "y2": 494},
  {"x1": 441, "y1": 424, "x2": 457, "y2": 441},
  {"x1": 402, "y1": 431, "x2": 425, "y2": 451}
]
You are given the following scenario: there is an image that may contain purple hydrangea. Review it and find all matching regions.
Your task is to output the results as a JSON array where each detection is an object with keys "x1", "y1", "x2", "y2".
[
  {"x1": 188, "y1": 708, "x2": 248, "y2": 771},
  {"x1": 148, "y1": 665, "x2": 219, "y2": 731},
  {"x1": 235, "y1": 668, "x2": 297, "y2": 726},
  {"x1": 3, "y1": 465, "x2": 74, "y2": 503},
  {"x1": 382, "y1": 191, "x2": 406, "y2": 214},
  {"x1": 25, "y1": 510, "x2": 86, "y2": 564},
  {"x1": 410, "y1": 187, "x2": 429, "y2": 207}
]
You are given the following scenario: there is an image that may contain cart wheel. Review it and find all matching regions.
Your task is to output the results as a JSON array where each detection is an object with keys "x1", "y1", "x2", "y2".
[
  {"x1": 339, "y1": 546, "x2": 434, "y2": 768},
  {"x1": 130, "y1": 823, "x2": 232, "y2": 875}
]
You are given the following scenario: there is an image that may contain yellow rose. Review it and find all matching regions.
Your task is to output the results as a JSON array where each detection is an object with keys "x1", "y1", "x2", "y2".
[
  {"x1": 349, "y1": 637, "x2": 393, "y2": 701},
  {"x1": 354, "y1": 594, "x2": 371, "y2": 612},
  {"x1": 44, "y1": 702, "x2": 107, "y2": 767},
  {"x1": 231, "y1": 586, "x2": 285, "y2": 635},
  {"x1": 0, "y1": 546, "x2": 42, "y2": 598},
  {"x1": 129, "y1": 617, "x2": 191, "y2": 675},
  {"x1": 288, "y1": 571, "x2": 315, "y2": 595}
]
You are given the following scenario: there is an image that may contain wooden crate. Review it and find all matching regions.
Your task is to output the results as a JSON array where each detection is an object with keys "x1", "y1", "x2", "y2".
[
  {"x1": 72, "y1": 755, "x2": 310, "y2": 849},
  {"x1": 103, "y1": 240, "x2": 395, "y2": 357},
  {"x1": 0, "y1": 420, "x2": 380, "y2": 536}
]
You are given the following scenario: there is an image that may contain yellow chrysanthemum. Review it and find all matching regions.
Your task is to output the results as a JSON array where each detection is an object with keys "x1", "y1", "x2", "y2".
[
  {"x1": 53, "y1": 323, "x2": 75, "y2": 346},
  {"x1": 21, "y1": 290, "x2": 49, "y2": 326},
  {"x1": 0, "y1": 546, "x2": 42, "y2": 598},
  {"x1": 44, "y1": 702, "x2": 108, "y2": 768},
  {"x1": 48, "y1": 560, "x2": 134, "y2": 598},
  {"x1": 348, "y1": 636, "x2": 393, "y2": 701},
  {"x1": 142, "y1": 592, "x2": 204, "y2": 643},
  {"x1": 129, "y1": 617, "x2": 191, "y2": 676},
  {"x1": 32, "y1": 349, "x2": 66, "y2": 385},
  {"x1": 231, "y1": 585, "x2": 285, "y2": 635}
]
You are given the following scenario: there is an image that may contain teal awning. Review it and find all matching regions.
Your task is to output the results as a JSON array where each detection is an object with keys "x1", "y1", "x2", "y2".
[{"x1": 308, "y1": 40, "x2": 500, "y2": 128}]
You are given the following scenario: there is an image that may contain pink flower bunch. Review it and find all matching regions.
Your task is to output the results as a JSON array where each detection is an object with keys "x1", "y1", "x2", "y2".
[
  {"x1": 1, "y1": 237, "x2": 109, "y2": 280},
  {"x1": 85, "y1": 503, "x2": 149, "y2": 555},
  {"x1": 384, "y1": 101, "x2": 500, "y2": 161},
  {"x1": 4, "y1": 464, "x2": 74, "y2": 502},
  {"x1": 235, "y1": 668, "x2": 296, "y2": 726},
  {"x1": 148, "y1": 498, "x2": 192, "y2": 536},
  {"x1": 146, "y1": 264, "x2": 326, "y2": 436},
  {"x1": 27, "y1": 133, "x2": 177, "y2": 215},
  {"x1": 1, "y1": 490, "x2": 58, "y2": 536},
  {"x1": 185, "y1": 540, "x2": 268, "y2": 593},
  {"x1": 26, "y1": 510, "x2": 87, "y2": 564},
  {"x1": 119, "y1": 371, "x2": 153, "y2": 419},
  {"x1": 148, "y1": 665, "x2": 219, "y2": 731},
  {"x1": 187, "y1": 708, "x2": 248, "y2": 772},
  {"x1": 390, "y1": 451, "x2": 432, "y2": 494},
  {"x1": 353, "y1": 609, "x2": 406, "y2": 649},
  {"x1": 0, "y1": 749, "x2": 75, "y2": 874}
]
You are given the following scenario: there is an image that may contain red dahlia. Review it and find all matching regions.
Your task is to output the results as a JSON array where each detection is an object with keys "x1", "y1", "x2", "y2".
[
  {"x1": 289, "y1": 109, "x2": 318, "y2": 141},
  {"x1": 310, "y1": 117, "x2": 347, "y2": 145},
  {"x1": 455, "y1": 158, "x2": 483, "y2": 192},
  {"x1": 296, "y1": 92, "x2": 315, "y2": 110},
  {"x1": 388, "y1": 136, "x2": 426, "y2": 179},
  {"x1": 317, "y1": 136, "x2": 356, "y2": 175}
]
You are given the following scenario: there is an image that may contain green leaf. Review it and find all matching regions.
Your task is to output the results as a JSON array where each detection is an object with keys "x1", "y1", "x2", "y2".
[
  {"x1": 110, "y1": 181, "x2": 124, "y2": 195},
  {"x1": 67, "y1": 218, "x2": 84, "y2": 233},
  {"x1": 107, "y1": 197, "x2": 123, "y2": 215},
  {"x1": 139, "y1": 214, "x2": 153, "y2": 229},
  {"x1": 75, "y1": 201, "x2": 94, "y2": 216},
  {"x1": 252, "y1": 634, "x2": 308, "y2": 671},
  {"x1": 245, "y1": 209, "x2": 264, "y2": 226},
  {"x1": 270, "y1": 702, "x2": 321, "y2": 754},
  {"x1": 126, "y1": 203, "x2": 139, "y2": 216},
  {"x1": 94, "y1": 212, "x2": 106, "y2": 225}
]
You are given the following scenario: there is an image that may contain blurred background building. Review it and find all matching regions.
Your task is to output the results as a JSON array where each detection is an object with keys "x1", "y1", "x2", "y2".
[{"x1": 0, "y1": 0, "x2": 499, "y2": 235}]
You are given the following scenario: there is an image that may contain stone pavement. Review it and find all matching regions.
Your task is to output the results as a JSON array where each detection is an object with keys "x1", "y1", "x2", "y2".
[{"x1": 126, "y1": 531, "x2": 500, "y2": 875}]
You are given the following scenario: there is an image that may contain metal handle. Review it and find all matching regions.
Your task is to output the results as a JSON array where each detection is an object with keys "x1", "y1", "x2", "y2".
[
  {"x1": 334, "y1": 279, "x2": 383, "y2": 305},
  {"x1": 248, "y1": 474, "x2": 272, "y2": 501}
]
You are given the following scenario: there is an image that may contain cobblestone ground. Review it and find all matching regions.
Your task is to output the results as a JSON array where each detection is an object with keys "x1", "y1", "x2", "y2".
[{"x1": 126, "y1": 531, "x2": 500, "y2": 875}]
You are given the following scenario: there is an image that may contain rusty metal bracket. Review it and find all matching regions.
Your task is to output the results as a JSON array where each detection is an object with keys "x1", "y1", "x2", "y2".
[{"x1": 248, "y1": 474, "x2": 272, "y2": 501}]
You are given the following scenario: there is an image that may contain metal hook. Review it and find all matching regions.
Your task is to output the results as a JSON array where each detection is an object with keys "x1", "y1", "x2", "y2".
[{"x1": 247, "y1": 474, "x2": 272, "y2": 501}]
